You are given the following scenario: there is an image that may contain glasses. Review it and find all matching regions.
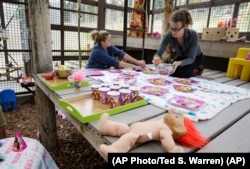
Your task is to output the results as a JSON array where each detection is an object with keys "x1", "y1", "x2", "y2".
[{"x1": 170, "y1": 25, "x2": 184, "y2": 32}]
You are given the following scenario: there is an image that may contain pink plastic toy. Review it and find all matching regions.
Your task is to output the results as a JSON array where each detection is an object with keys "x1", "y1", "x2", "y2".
[{"x1": 72, "y1": 71, "x2": 85, "y2": 91}]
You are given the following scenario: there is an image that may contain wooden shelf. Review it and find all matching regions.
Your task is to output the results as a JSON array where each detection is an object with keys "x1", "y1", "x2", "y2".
[
  {"x1": 112, "y1": 35, "x2": 250, "y2": 58},
  {"x1": 0, "y1": 36, "x2": 8, "y2": 40}
]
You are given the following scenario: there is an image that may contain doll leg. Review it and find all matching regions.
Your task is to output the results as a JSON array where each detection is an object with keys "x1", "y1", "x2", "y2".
[
  {"x1": 99, "y1": 132, "x2": 139, "y2": 158},
  {"x1": 99, "y1": 113, "x2": 130, "y2": 136},
  {"x1": 160, "y1": 130, "x2": 184, "y2": 152}
]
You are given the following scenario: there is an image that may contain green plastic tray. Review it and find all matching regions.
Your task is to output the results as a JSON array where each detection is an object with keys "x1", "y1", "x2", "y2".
[
  {"x1": 39, "y1": 74, "x2": 89, "y2": 91},
  {"x1": 58, "y1": 94, "x2": 148, "y2": 123}
]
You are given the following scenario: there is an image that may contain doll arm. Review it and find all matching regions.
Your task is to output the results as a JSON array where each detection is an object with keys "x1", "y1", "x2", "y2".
[
  {"x1": 160, "y1": 130, "x2": 184, "y2": 152},
  {"x1": 99, "y1": 132, "x2": 139, "y2": 158},
  {"x1": 99, "y1": 113, "x2": 129, "y2": 136}
]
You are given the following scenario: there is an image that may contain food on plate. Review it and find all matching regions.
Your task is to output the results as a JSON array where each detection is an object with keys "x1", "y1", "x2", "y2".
[
  {"x1": 142, "y1": 67, "x2": 158, "y2": 74},
  {"x1": 141, "y1": 86, "x2": 168, "y2": 95},
  {"x1": 173, "y1": 85, "x2": 194, "y2": 92},
  {"x1": 148, "y1": 78, "x2": 172, "y2": 85},
  {"x1": 174, "y1": 78, "x2": 198, "y2": 85}
]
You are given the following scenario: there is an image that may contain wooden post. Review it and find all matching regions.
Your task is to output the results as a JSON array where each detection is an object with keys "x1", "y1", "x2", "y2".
[
  {"x1": 77, "y1": 0, "x2": 82, "y2": 69},
  {"x1": 28, "y1": 0, "x2": 58, "y2": 150},
  {"x1": 161, "y1": 0, "x2": 174, "y2": 63}
]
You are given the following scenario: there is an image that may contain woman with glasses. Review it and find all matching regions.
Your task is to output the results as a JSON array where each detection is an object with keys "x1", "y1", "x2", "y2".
[
  {"x1": 152, "y1": 8, "x2": 204, "y2": 78},
  {"x1": 86, "y1": 30, "x2": 146, "y2": 69}
]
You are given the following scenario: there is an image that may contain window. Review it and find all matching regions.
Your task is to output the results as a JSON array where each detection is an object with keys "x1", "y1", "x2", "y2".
[{"x1": 237, "y1": 2, "x2": 250, "y2": 32}]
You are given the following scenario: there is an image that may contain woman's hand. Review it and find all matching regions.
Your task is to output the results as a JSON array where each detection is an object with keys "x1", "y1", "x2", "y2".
[
  {"x1": 137, "y1": 60, "x2": 146, "y2": 67},
  {"x1": 152, "y1": 56, "x2": 161, "y2": 65},
  {"x1": 170, "y1": 61, "x2": 182, "y2": 74}
]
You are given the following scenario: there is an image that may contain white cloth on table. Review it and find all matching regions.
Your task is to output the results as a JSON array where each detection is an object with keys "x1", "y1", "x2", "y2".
[
  {"x1": 90, "y1": 69, "x2": 250, "y2": 122},
  {"x1": 0, "y1": 137, "x2": 58, "y2": 169}
]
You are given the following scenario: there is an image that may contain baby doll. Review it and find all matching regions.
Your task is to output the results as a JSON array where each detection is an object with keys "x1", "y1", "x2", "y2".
[{"x1": 98, "y1": 111, "x2": 207, "y2": 158}]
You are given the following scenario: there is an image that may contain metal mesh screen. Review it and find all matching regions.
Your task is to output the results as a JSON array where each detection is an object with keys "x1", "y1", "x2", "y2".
[
  {"x1": 105, "y1": 9, "x2": 124, "y2": 31},
  {"x1": 238, "y1": 2, "x2": 250, "y2": 32},
  {"x1": 209, "y1": 5, "x2": 235, "y2": 27},
  {"x1": 151, "y1": 13, "x2": 163, "y2": 34},
  {"x1": 0, "y1": 2, "x2": 29, "y2": 94},
  {"x1": 190, "y1": 8, "x2": 209, "y2": 33}
]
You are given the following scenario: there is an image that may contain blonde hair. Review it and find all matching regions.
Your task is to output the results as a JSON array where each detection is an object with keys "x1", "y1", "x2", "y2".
[
  {"x1": 170, "y1": 8, "x2": 193, "y2": 26},
  {"x1": 90, "y1": 30, "x2": 110, "y2": 45}
]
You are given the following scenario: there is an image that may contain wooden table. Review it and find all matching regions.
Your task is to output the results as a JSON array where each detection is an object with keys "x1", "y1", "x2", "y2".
[{"x1": 34, "y1": 69, "x2": 250, "y2": 162}]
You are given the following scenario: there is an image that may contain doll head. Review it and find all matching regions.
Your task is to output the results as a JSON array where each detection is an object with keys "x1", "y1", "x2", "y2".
[
  {"x1": 164, "y1": 111, "x2": 186, "y2": 139},
  {"x1": 164, "y1": 111, "x2": 208, "y2": 148},
  {"x1": 72, "y1": 71, "x2": 85, "y2": 82}
]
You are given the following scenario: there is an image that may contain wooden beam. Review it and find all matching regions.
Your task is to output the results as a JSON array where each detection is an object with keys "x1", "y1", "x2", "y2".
[
  {"x1": 28, "y1": 0, "x2": 58, "y2": 151},
  {"x1": 28, "y1": 0, "x2": 53, "y2": 73}
]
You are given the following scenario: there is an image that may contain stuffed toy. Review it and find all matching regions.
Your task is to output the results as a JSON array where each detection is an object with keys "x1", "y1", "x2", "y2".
[{"x1": 99, "y1": 111, "x2": 208, "y2": 158}]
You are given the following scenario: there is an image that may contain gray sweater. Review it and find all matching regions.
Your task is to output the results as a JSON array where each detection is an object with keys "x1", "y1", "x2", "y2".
[{"x1": 154, "y1": 29, "x2": 202, "y2": 66}]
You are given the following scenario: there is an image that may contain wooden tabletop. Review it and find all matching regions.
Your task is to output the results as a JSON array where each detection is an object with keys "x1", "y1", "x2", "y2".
[{"x1": 34, "y1": 69, "x2": 250, "y2": 161}]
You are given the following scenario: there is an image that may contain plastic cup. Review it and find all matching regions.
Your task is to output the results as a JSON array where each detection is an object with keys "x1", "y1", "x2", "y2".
[
  {"x1": 98, "y1": 87, "x2": 110, "y2": 104},
  {"x1": 110, "y1": 85, "x2": 121, "y2": 91},
  {"x1": 107, "y1": 91, "x2": 120, "y2": 108},
  {"x1": 119, "y1": 89, "x2": 131, "y2": 105},
  {"x1": 129, "y1": 86, "x2": 140, "y2": 102},
  {"x1": 120, "y1": 83, "x2": 130, "y2": 89},
  {"x1": 91, "y1": 84, "x2": 102, "y2": 100}
]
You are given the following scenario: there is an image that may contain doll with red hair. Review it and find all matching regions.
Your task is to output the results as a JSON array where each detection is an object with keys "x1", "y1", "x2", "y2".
[{"x1": 98, "y1": 111, "x2": 208, "y2": 158}]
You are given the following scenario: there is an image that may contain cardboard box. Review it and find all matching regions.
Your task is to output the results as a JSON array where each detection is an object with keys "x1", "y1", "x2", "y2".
[
  {"x1": 202, "y1": 28, "x2": 226, "y2": 41},
  {"x1": 225, "y1": 27, "x2": 239, "y2": 42}
]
